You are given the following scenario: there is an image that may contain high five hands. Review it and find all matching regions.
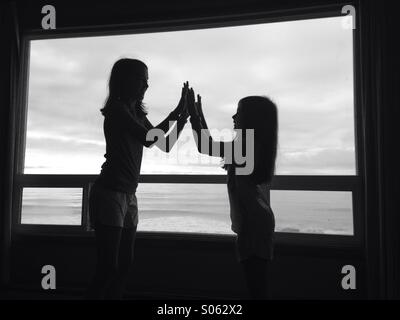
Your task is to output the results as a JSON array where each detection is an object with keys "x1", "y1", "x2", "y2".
[
  {"x1": 187, "y1": 86, "x2": 202, "y2": 120},
  {"x1": 172, "y1": 81, "x2": 190, "y2": 120},
  {"x1": 171, "y1": 81, "x2": 203, "y2": 124},
  {"x1": 172, "y1": 81, "x2": 202, "y2": 123}
]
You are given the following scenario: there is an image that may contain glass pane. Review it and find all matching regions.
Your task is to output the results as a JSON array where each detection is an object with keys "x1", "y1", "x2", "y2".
[
  {"x1": 271, "y1": 190, "x2": 353, "y2": 235},
  {"x1": 25, "y1": 16, "x2": 355, "y2": 175},
  {"x1": 137, "y1": 185, "x2": 353, "y2": 235},
  {"x1": 136, "y1": 183, "x2": 233, "y2": 234},
  {"x1": 21, "y1": 188, "x2": 82, "y2": 225}
]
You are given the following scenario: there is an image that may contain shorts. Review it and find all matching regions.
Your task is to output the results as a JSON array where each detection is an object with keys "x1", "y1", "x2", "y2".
[
  {"x1": 89, "y1": 182, "x2": 138, "y2": 229},
  {"x1": 235, "y1": 205, "x2": 275, "y2": 262},
  {"x1": 236, "y1": 231, "x2": 274, "y2": 262}
]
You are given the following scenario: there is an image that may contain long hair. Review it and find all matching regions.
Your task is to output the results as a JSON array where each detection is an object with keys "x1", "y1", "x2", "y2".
[
  {"x1": 226, "y1": 96, "x2": 278, "y2": 185},
  {"x1": 101, "y1": 58, "x2": 148, "y2": 117}
]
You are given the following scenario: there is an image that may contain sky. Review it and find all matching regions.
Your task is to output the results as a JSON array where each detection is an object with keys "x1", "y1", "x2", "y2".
[{"x1": 24, "y1": 16, "x2": 355, "y2": 175}]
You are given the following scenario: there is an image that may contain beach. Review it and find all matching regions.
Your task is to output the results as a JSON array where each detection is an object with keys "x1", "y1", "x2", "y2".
[{"x1": 21, "y1": 184, "x2": 353, "y2": 235}]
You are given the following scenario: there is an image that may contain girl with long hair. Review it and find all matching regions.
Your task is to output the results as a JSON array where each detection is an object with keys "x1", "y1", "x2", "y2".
[
  {"x1": 187, "y1": 90, "x2": 278, "y2": 299},
  {"x1": 85, "y1": 58, "x2": 189, "y2": 299}
]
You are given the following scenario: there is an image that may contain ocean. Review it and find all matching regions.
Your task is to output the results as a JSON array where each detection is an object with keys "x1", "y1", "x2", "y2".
[{"x1": 21, "y1": 184, "x2": 353, "y2": 235}]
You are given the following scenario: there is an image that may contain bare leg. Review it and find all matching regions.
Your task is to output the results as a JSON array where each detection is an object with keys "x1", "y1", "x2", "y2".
[
  {"x1": 85, "y1": 224, "x2": 122, "y2": 299},
  {"x1": 105, "y1": 225, "x2": 137, "y2": 299},
  {"x1": 241, "y1": 256, "x2": 269, "y2": 300}
]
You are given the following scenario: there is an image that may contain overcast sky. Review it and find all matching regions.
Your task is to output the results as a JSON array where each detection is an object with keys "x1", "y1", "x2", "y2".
[{"x1": 24, "y1": 16, "x2": 355, "y2": 175}]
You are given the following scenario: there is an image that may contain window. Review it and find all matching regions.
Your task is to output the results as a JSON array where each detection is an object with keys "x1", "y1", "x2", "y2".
[
  {"x1": 15, "y1": 12, "x2": 360, "y2": 240},
  {"x1": 137, "y1": 184, "x2": 232, "y2": 234},
  {"x1": 271, "y1": 190, "x2": 353, "y2": 235},
  {"x1": 24, "y1": 16, "x2": 354, "y2": 176},
  {"x1": 21, "y1": 188, "x2": 83, "y2": 225}
]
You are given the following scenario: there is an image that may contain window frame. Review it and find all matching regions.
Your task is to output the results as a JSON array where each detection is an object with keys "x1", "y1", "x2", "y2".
[{"x1": 12, "y1": 3, "x2": 363, "y2": 248}]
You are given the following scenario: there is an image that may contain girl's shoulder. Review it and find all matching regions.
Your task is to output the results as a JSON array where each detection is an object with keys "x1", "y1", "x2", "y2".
[
  {"x1": 105, "y1": 100, "x2": 140, "y2": 120},
  {"x1": 103, "y1": 99, "x2": 125, "y2": 115}
]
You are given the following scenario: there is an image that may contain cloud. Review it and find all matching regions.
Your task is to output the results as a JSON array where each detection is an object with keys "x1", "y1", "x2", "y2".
[
  {"x1": 276, "y1": 147, "x2": 356, "y2": 175},
  {"x1": 25, "y1": 16, "x2": 355, "y2": 175}
]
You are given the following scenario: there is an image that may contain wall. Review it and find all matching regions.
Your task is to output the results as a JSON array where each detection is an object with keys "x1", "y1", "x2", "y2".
[{"x1": 10, "y1": 234, "x2": 366, "y2": 299}]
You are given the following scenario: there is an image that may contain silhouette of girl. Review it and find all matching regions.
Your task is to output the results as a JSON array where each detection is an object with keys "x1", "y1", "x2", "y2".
[
  {"x1": 86, "y1": 58, "x2": 189, "y2": 299},
  {"x1": 187, "y1": 90, "x2": 277, "y2": 299}
]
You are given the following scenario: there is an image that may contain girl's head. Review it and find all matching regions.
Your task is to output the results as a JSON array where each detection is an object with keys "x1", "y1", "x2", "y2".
[
  {"x1": 102, "y1": 58, "x2": 148, "y2": 116},
  {"x1": 232, "y1": 96, "x2": 278, "y2": 184}
]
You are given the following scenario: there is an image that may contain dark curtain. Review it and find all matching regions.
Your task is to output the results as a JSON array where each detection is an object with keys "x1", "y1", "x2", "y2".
[
  {"x1": 0, "y1": 1, "x2": 20, "y2": 289},
  {"x1": 360, "y1": 0, "x2": 400, "y2": 299},
  {"x1": 378, "y1": 2, "x2": 400, "y2": 300}
]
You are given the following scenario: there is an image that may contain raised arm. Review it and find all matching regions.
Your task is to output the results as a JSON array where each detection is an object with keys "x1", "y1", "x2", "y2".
[
  {"x1": 188, "y1": 89, "x2": 232, "y2": 158},
  {"x1": 148, "y1": 82, "x2": 189, "y2": 134},
  {"x1": 107, "y1": 89, "x2": 190, "y2": 151},
  {"x1": 143, "y1": 110, "x2": 188, "y2": 152}
]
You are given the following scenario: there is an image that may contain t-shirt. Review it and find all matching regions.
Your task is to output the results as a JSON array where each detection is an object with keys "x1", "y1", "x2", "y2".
[{"x1": 96, "y1": 101, "x2": 152, "y2": 194}]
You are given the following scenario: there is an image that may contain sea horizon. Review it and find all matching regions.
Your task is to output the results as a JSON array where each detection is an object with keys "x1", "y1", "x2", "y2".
[{"x1": 20, "y1": 184, "x2": 353, "y2": 235}]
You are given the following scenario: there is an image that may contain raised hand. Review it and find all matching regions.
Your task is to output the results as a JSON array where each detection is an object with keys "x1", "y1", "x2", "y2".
[
  {"x1": 195, "y1": 94, "x2": 208, "y2": 129},
  {"x1": 172, "y1": 81, "x2": 189, "y2": 118},
  {"x1": 187, "y1": 87, "x2": 197, "y2": 118},
  {"x1": 180, "y1": 97, "x2": 190, "y2": 120},
  {"x1": 195, "y1": 94, "x2": 202, "y2": 117}
]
